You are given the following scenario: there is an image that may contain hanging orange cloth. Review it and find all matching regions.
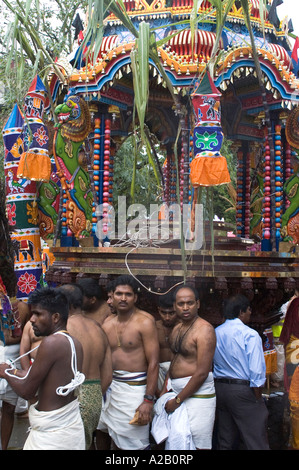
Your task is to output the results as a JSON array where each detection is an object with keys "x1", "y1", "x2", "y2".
[
  {"x1": 17, "y1": 149, "x2": 51, "y2": 182},
  {"x1": 190, "y1": 152, "x2": 231, "y2": 187}
]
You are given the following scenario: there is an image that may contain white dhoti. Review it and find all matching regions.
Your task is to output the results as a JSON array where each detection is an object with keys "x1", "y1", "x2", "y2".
[
  {"x1": 157, "y1": 361, "x2": 170, "y2": 392},
  {"x1": 168, "y1": 372, "x2": 216, "y2": 449},
  {"x1": 152, "y1": 392, "x2": 196, "y2": 450},
  {"x1": 0, "y1": 343, "x2": 22, "y2": 406},
  {"x1": 23, "y1": 399, "x2": 85, "y2": 450},
  {"x1": 97, "y1": 370, "x2": 149, "y2": 450}
]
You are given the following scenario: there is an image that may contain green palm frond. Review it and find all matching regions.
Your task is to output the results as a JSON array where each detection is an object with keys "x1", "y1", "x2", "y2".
[
  {"x1": 131, "y1": 21, "x2": 149, "y2": 131},
  {"x1": 208, "y1": 0, "x2": 236, "y2": 76}
]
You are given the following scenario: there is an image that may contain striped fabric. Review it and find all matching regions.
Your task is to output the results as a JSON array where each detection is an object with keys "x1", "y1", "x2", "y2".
[
  {"x1": 167, "y1": 30, "x2": 223, "y2": 57},
  {"x1": 99, "y1": 35, "x2": 119, "y2": 54},
  {"x1": 268, "y1": 43, "x2": 292, "y2": 68}
]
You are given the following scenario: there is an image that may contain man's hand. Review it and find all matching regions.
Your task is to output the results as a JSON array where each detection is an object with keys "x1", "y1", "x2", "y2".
[
  {"x1": 0, "y1": 363, "x2": 10, "y2": 378},
  {"x1": 136, "y1": 400, "x2": 154, "y2": 425},
  {"x1": 164, "y1": 398, "x2": 181, "y2": 414},
  {"x1": 253, "y1": 387, "x2": 263, "y2": 400}
]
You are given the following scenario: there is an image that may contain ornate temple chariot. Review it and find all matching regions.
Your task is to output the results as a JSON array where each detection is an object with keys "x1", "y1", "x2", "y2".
[{"x1": 3, "y1": 0, "x2": 299, "y2": 334}]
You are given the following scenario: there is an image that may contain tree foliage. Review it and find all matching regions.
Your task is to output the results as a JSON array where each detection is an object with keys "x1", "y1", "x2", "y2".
[{"x1": 113, "y1": 133, "x2": 165, "y2": 210}]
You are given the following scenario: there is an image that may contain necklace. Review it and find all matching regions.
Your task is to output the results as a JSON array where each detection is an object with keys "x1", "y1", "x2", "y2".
[
  {"x1": 114, "y1": 312, "x2": 134, "y2": 347},
  {"x1": 173, "y1": 318, "x2": 197, "y2": 354}
]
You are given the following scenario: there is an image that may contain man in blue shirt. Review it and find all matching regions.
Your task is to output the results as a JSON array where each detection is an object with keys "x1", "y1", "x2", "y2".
[{"x1": 213, "y1": 294, "x2": 269, "y2": 450}]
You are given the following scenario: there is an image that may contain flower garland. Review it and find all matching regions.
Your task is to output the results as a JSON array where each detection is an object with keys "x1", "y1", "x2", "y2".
[
  {"x1": 263, "y1": 131, "x2": 271, "y2": 241},
  {"x1": 92, "y1": 117, "x2": 101, "y2": 234},
  {"x1": 236, "y1": 150, "x2": 244, "y2": 237},
  {"x1": 244, "y1": 150, "x2": 251, "y2": 238},
  {"x1": 102, "y1": 119, "x2": 111, "y2": 236},
  {"x1": 274, "y1": 125, "x2": 282, "y2": 242},
  {"x1": 284, "y1": 142, "x2": 291, "y2": 210}
]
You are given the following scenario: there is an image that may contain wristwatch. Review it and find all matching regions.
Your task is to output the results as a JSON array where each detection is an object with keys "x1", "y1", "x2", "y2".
[
  {"x1": 175, "y1": 396, "x2": 181, "y2": 405},
  {"x1": 144, "y1": 394, "x2": 154, "y2": 402}
]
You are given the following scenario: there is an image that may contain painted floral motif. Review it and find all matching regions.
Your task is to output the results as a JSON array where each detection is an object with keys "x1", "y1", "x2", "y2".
[
  {"x1": 6, "y1": 203, "x2": 16, "y2": 226},
  {"x1": 195, "y1": 130, "x2": 218, "y2": 151},
  {"x1": 33, "y1": 125, "x2": 49, "y2": 147},
  {"x1": 17, "y1": 272, "x2": 37, "y2": 294}
]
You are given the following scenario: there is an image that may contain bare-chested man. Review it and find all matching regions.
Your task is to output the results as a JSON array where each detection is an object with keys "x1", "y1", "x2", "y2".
[
  {"x1": 77, "y1": 277, "x2": 111, "y2": 325},
  {"x1": 0, "y1": 287, "x2": 85, "y2": 450},
  {"x1": 97, "y1": 274, "x2": 159, "y2": 450},
  {"x1": 59, "y1": 283, "x2": 112, "y2": 450},
  {"x1": 20, "y1": 320, "x2": 43, "y2": 370},
  {"x1": 155, "y1": 292, "x2": 179, "y2": 397},
  {"x1": 158, "y1": 284, "x2": 216, "y2": 450}
]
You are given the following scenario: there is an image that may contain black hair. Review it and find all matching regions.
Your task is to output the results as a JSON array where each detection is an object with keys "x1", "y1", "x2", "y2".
[
  {"x1": 158, "y1": 291, "x2": 174, "y2": 309},
  {"x1": 58, "y1": 284, "x2": 83, "y2": 310},
  {"x1": 222, "y1": 294, "x2": 250, "y2": 319},
  {"x1": 76, "y1": 277, "x2": 104, "y2": 300},
  {"x1": 113, "y1": 275, "x2": 138, "y2": 294},
  {"x1": 106, "y1": 280, "x2": 115, "y2": 293},
  {"x1": 173, "y1": 283, "x2": 199, "y2": 301},
  {"x1": 27, "y1": 287, "x2": 69, "y2": 322}
]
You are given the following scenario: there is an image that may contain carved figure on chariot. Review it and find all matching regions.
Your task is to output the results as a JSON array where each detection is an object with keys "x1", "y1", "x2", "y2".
[{"x1": 51, "y1": 90, "x2": 94, "y2": 242}]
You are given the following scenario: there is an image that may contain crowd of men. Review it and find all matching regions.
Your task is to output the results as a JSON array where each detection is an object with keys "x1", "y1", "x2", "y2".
[{"x1": 0, "y1": 273, "x2": 289, "y2": 450}]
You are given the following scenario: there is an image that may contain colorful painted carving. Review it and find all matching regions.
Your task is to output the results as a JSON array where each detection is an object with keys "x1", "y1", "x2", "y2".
[
  {"x1": 37, "y1": 168, "x2": 61, "y2": 240},
  {"x1": 281, "y1": 172, "x2": 299, "y2": 244},
  {"x1": 52, "y1": 91, "x2": 93, "y2": 242}
]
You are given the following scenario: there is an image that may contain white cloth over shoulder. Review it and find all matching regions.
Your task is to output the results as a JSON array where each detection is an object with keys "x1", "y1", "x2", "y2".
[
  {"x1": 23, "y1": 399, "x2": 85, "y2": 450},
  {"x1": 151, "y1": 392, "x2": 196, "y2": 450},
  {"x1": 98, "y1": 370, "x2": 149, "y2": 450}
]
